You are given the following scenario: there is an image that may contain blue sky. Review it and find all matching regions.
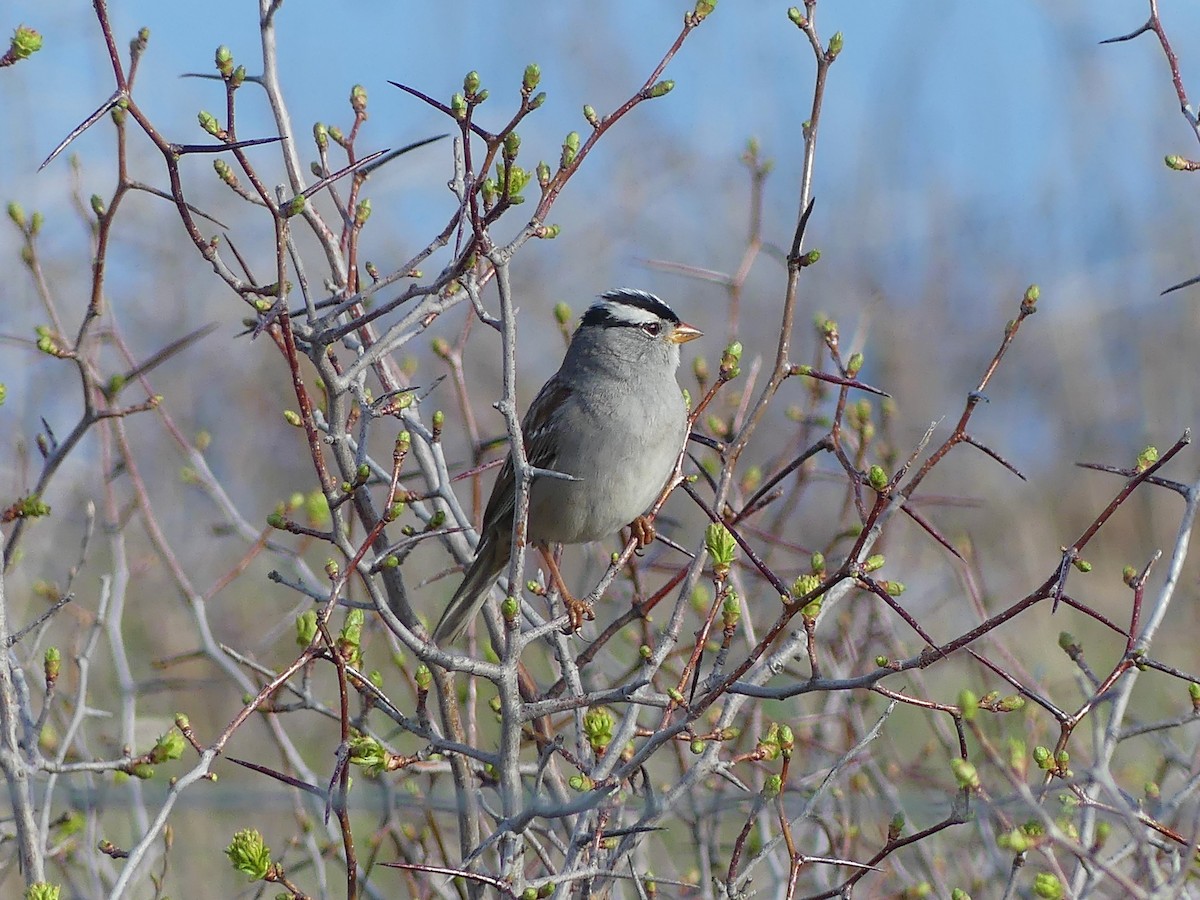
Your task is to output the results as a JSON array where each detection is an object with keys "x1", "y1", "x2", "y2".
[{"x1": 5, "y1": 1, "x2": 1200, "y2": 458}]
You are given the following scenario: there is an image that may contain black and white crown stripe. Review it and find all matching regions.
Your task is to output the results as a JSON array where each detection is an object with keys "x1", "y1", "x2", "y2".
[{"x1": 580, "y1": 289, "x2": 682, "y2": 330}]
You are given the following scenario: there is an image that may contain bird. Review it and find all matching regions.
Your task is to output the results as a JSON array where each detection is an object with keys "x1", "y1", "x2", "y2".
[{"x1": 431, "y1": 289, "x2": 702, "y2": 643}]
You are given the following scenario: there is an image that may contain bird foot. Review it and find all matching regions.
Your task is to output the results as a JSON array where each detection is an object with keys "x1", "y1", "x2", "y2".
[
  {"x1": 561, "y1": 592, "x2": 595, "y2": 634},
  {"x1": 629, "y1": 515, "x2": 656, "y2": 551}
]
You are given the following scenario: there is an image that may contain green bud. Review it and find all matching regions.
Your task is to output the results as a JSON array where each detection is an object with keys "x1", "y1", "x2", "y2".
[
  {"x1": 787, "y1": 7, "x2": 807, "y2": 27},
  {"x1": 348, "y1": 734, "x2": 387, "y2": 774},
  {"x1": 791, "y1": 573, "x2": 821, "y2": 600},
  {"x1": 1189, "y1": 682, "x2": 1200, "y2": 710},
  {"x1": 950, "y1": 758, "x2": 979, "y2": 790},
  {"x1": 561, "y1": 131, "x2": 580, "y2": 168},
  {"x1": 762, "y1": 774, "x2": 782, "y2": 798},
  {"x1": 305, "y1": 491, "x2": 329, "y2": 526},
  {"x1": 504, "y1": 130, "x2": 521, "y2": 159},
  {"x1": 25, "y1": 883, "x2": 61, "y2": 900},
  {"x1": 1032, "y1": 873, "x2": 1063, "y2": 899},
  {"x1": 325, "y1": 558, "x2": 340, "y2": 579},
  {"x1": 30, "y1": 211, "x2": 43, "y2": 235},
  {"x1": 213, "y1": 158, "x2": 237, "y2": 187},
  {"x1": 214, "y1": 45, "x2": 233, "y2": 77},
  {"x1": 583, "y1": 104, "x2": 599, "y2": 127},
  {"x1": 721, "y1": 592, "x2": 741, "y2": 626},
  {"x1": 863, "y1": 554, "x2": 885, "y2": 573},
  {"x1": 266, "y1": 512, "x2": 285, "y2": 529},
  {"x1": 230, "y1": 65, "x2": 245, "y2": 88},
  {"x1": 777, "y1": 725, "x2": 794, "y2": 755},
  {"x1": 43, "y1": 647, "x2": 60, "y2": 681},
  {"x1": 522, "y1": 63, "x2": 540, "y2": 93},
  {"x1": 958, "y1": 690, "x2": 978, "y2": 722},
  {"x1": 282, "y1": 409, "x2": 302, "y2": 427},
  {"x1": 827, "y1": 31, "x2": 844, "y2": 58},
  {"x1": 704, "y1": 523, "x2": 737, "y2": 578},
  {"x1": 719, "y1": 341, "x2": 742, "y2": 379},
  {"x1": 336, "y1": 610, "x2": 362, "y2": 649},
  {"x1": 1033, "y1": 746, "x2": 1052, "y2": 769},
  {"x1": 296, "y1": 614, "x2": 319, "y2": 648},
  {"x1": 569, "y1": 774, "x2": 592, "y2": 792},
  {"x1": 647, "y1": 79, "x2": 675, "y2": 99},
  {"x1": 1023, "y1": 284, "x2": 1040, "y2": 305},
  {"x1": 415, "y1": 664, "x2": 432, "y2": 690},
  {"x1": 226, "y1": 828, "x2": 272, "y2": 881},
  {"x1": 689, "y1": 739, "x2": 705, "y2": 754},
  {"x1": 7, "y1": 201, "x2": 26, "y2": 229},
  {"x1": 536, "y1": 160, "x2": 551, "y2": 186},
  {"x1": 197, "y1": 110, "x2": 221, "y2": 137},
  {"x1": 14, "y1": 495, "x2": 50, "y2": 518},
  {"x1": 450, "y1": 92, "x2": 467, "y2": 120},
  {"x1": 868, "y1": 465, "x2": 888, "y2": 491},
  {"x1": 583, "y1": 707, "x2": 614, "y2": 752},
  {"x1": 313, "y1": 122, "x2": 328, "y2": 151},
  {"x1": 463, "y1": 71, "x2": 481, "y2": 95},
  {"x1": 150, "y1": 728, "x2": 185, "y2": 763},
  {"x1": 1072, "y1": 557, "x2": 1092, "y2": 573},
  {"x1": 10, "y1": 26, "x2": 44, "y2": 60},
  {"x1": 354, "y1": 198, "x2": 371, "y2": 227},
  {"x1": 554, "y1": 302, "x2": 572, "y2": 325},
  {"x1": 875, "y1": 656, "x2": 889, "y2": 667},
  {"x1": 693, "y1": 0, "x2": 716, "y2": 21},
  {"x1": 501, "y1": 594, "x2": 519, "y2": 622},
  {"x1": 1165, "y1": 154, "x2": 1189, "y2": 170},
  {"x1": 350, "y1": 84, "x2": 367, "y2": 113},
  {"x1": 998, "y1": 828, "x2": 1030, "y2": 853},
  {"x1": 129, "y1": 763, "x2": 154, "y2": 780},
  {"x1": 1135, "y1": 445, "x2": 1158, "y2": 472}
]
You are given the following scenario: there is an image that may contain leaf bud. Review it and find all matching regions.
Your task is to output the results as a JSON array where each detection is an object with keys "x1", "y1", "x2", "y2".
[{"x1": 522, "y1": 63, "x2": 540, "y2": 93}]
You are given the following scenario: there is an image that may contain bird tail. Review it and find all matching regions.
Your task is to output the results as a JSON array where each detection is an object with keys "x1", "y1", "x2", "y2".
[{"x1": 432, "y1": 539, "x2": 505, "y2": 643}]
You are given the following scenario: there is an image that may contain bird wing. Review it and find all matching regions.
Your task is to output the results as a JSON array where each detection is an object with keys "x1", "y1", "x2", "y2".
[{"x1": 476, "y1": 377, "x2": 572, "y2": 541}]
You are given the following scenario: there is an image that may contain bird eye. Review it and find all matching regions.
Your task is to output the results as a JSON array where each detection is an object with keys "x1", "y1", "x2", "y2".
[{"x1": 641, "y1": 321, "x2": 662, "y2": 337}]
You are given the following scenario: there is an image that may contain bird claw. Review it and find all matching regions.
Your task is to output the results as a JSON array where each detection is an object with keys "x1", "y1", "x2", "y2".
[
  {"x1": 629, "y1": 515, "x2": 656, "y2": 552},
  {"x1": 561, "y1": 593, "x2": 595, "y2": 634}
]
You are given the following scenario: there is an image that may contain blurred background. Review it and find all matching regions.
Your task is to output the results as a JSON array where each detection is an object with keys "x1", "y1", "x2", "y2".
[{"x1": 3, "y1": 1, "x2": 1200, "y2": 893}]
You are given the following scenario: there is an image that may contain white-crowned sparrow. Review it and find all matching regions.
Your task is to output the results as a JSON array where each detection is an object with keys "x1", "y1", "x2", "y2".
[{"x1": 432, "y1": 289, "x2": 702, "y2": 642}]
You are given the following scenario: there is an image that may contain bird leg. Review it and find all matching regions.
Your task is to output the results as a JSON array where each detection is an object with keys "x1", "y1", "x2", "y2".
[
  {"x1": 629, "y1": 515, "x2": 656, "y2": 551},
  {"x1": 537, "y1": 544, "x2": 594, "y2": 633}
]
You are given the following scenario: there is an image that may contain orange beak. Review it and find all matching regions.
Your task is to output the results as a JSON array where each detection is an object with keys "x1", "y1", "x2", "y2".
[{"x1": 669, "y1": 321, "x2": 703, "y2": 344}]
